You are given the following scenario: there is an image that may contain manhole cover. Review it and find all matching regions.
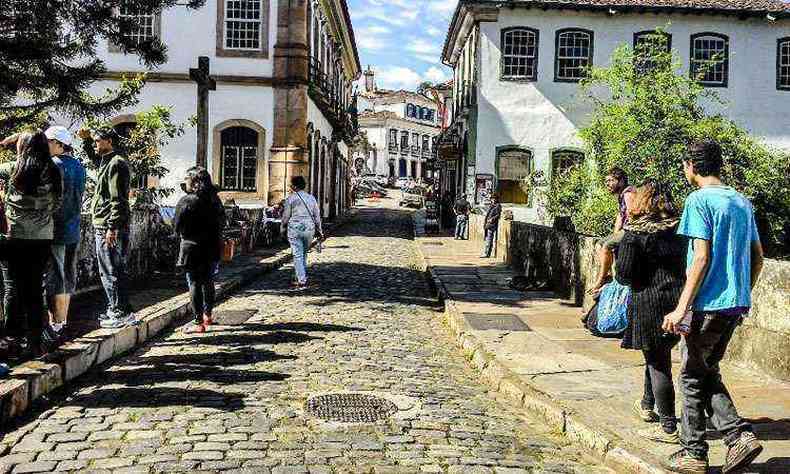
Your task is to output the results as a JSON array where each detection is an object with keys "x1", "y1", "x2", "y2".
[
  {"x1": 464, "y1": 314, "x2": 531, "y2": 331},
  {"x1": 212, "y1": 310, "x2": 258, "y2": 326},
  {"x1": 305, "y1": 393, "x2": 398, "y2": 423}
]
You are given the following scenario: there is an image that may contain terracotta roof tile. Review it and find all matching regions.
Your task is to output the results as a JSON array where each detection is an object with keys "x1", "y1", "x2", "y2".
[{"x1": 506, "y1": 0, "x2": 789, "y2": 13}]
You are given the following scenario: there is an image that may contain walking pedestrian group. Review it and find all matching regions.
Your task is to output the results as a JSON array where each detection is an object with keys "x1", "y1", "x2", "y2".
[{"x1": 587, "y1": 140, "x2": 765, "y2": 474}]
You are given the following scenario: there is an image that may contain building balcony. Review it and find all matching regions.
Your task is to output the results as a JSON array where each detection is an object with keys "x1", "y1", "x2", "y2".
[
  {"x1": 308, "y1": 59, "x2": 358, "y2": 143},
  {"x1": 453, "y1": 80, "x2": 477, "y2": 121},
  {"x1": 400, "y1": 145, "x2": 409, "y2": 154},
  {"x1": 411, "y1": 146, "x2": 419, "y2": 157}
]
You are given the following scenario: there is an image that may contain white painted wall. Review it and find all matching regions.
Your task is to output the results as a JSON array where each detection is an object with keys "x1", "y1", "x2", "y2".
[
  {"x1": 70, "y1": 81, "x2": 274, "y2": 205},
  {"x1": 475, "y1": 9, "x2": 790, "y2": 221},
  {"x1": 97, "y1": 0, "x2": 278, "y2": 77}
]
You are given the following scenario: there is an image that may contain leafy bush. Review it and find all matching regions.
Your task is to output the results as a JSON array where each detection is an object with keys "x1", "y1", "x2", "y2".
[
  {"x1": 548, "y1": 33, "x2": 790, "y2": 257},
  {"x1": 80, "y1": 105, "x2": 194, "y2": 204}
]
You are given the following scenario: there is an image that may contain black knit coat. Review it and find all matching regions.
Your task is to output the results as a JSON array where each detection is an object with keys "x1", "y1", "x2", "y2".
[{"x1": 615, "y1": 228, "x2": 687, "y2": 351}]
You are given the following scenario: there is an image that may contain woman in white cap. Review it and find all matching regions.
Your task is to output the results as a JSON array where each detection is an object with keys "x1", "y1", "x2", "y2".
[{"x1": 43, "y1": 126, "x2": 86, "y2": 343}]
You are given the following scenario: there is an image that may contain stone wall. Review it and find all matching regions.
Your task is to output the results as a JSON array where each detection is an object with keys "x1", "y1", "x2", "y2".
[
  {"x1": 469, "y1": 214, "x2": 790, "y2": 381},
  {"x1": 74, "y1": 205, "x2": 178, "y2": 294}
]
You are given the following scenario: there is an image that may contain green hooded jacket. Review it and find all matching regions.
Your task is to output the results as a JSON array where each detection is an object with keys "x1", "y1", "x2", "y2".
[{"x1": 82, "y1": 139, "x2": 131, "y2": 230}]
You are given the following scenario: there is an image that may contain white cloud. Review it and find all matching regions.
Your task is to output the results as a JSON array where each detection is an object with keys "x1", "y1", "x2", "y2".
[
  {"x1": 375, "y1": 66, "x2": 425, "y2": 90},
  {"x1": 414, "y1": 53, "x2": 441, "y2": 64},
  {"x1": 427, "y1": 0, "x2": 458, "y2": 18},
  {"x1": 356, "y1": 25, "x2": 392, "y2": 51},
  {"x1": 371, "y1": 65, "x2": 451, "y2": 90},
  {"x1": 427, "y1": 26, "x2": 443, "y2": 37},
  {"x1": 425, "y1": 66, "x2": 449, "y2": 83},
  {"x1": 407, "y1": 39, "x2": 440, "y2": 55}
]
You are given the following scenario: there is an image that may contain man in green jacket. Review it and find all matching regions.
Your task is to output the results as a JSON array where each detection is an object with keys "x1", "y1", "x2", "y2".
[{"x1": 78, "y1": 128, "x2": 135, "y2": 329}]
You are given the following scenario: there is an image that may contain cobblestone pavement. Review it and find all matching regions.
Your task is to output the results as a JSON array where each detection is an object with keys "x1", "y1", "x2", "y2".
[{"x1": 0, "y1": 203, "x2": 610, "y2": 474}]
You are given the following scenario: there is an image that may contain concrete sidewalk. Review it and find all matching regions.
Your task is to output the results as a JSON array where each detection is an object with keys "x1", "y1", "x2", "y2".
[{"x1": 417, "y1": 235, "x2": 790, "y2": 473}]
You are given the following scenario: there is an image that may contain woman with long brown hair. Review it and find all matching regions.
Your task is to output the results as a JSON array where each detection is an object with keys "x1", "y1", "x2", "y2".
[
  {"x1": 616, "y1": 180, "x2": 686, "y2": 444},
  {"x1": 0, "y1": 131, "x2": 62, "y2": 357}
]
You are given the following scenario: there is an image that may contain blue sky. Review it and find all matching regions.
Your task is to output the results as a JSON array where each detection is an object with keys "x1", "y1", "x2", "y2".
[{"x1": 348, "y1": 0, "x2": 459, "y2": 90}]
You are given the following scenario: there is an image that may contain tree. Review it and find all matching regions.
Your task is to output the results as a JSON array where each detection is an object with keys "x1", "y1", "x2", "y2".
[
  {"x1": 0, "y1": 0, "x2": 204, "y2": 134},
  {"x1": 545, "y1": 33, "x2": 790, "y2": 256},
  {"x1": 81, "y1": 105, "x2": 193, "y2": 203}
]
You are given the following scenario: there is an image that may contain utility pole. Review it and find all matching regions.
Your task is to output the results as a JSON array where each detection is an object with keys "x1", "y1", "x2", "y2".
[{"x1": 189, "y1": 56, "x2": 216, "y2": 168}]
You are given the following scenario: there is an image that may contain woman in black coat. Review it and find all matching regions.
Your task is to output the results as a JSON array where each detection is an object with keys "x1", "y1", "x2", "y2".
[
  {"x1": 174, "y1": 167, "x2": 225, "y2": 333},
  {"x1": 616, "y1": 181, "x2": 686, "y2": 444}
]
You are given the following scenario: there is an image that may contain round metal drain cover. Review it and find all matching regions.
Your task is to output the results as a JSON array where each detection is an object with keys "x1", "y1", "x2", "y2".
[{"x1": 306, "y1": 393, "x2": 398, "y2": 423}]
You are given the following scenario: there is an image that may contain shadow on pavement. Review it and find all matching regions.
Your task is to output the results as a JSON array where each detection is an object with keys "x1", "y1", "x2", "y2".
[
  {"x1": 67, "y1": 387, "x2": 249, "y2": 411},
  {"x1": 155, "y1": 330, "x2": 324, "y2": 348},
  {"x1": 330, "y1": 207, "x2": 415, "y2": 240}
]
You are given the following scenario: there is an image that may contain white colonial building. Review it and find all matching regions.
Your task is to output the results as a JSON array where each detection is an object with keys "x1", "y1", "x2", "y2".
[
  {"x1": 79, "y1": 0, "x2": 360, "y2": 218},
  {"x1": 439, "y1": 0, "x2": 790, "y2": 221},
  {"x1": 356, "y1": 67, "x2": 442, "y2": 180}
]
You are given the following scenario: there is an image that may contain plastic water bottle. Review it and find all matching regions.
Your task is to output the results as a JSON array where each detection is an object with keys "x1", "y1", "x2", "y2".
[{"x1": 677, "y1": 310, "x2": 694, "y2": 336}]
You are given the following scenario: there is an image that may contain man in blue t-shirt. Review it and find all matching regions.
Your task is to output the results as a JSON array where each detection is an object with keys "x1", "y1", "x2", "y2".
[
  {"x1": 661, "y1": 140, "x2": 764, "y2": 474},
  {"x1": 45, "y1": 126, "x2": 87, "y2": 340}
]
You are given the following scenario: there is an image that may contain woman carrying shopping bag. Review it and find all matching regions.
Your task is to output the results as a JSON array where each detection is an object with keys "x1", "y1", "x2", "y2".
[
  {"x1": 282, "y1": 176, "x2": 322, "y2": 290},
  {"x1": 175, "y1": 167, "x2": 226, "y2": 333},
  {"x1": 616, "y1": 180, "x2": 686, "y2": 444}
]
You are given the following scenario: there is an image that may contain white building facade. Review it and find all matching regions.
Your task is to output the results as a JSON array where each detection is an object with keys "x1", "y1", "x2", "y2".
[
  {"x1": 440, "y1": 0, "x2": 790, "y2": 221},
  {"x1": 82, "y1": 0, "x2": 360, "y2": 217},
  {"x1": 357, "y1": 68, "x2": 442, "y2": 180}
]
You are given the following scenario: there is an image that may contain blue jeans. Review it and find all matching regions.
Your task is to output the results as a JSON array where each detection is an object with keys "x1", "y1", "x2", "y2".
[
  {"x1": 95, "y1": 229, "x2": 133, "y2": 317},
  {"x1": 455, "y1": 215, "x2": 468, "y2": 239},
  {"x1": 482, "y1": 229, "x2": 496, "y2": 257},
  {"x1": 288, "y1": 225, "x2": 315, "y2": 285}
]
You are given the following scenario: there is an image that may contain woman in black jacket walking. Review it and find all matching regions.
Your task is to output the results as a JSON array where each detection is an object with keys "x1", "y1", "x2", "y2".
[
  {"x1": 174, "y1": 167, "x2": 225, "y2": 333},
  {"x1": 616, "y1": 181, "x2": 686, "y2": 444}
]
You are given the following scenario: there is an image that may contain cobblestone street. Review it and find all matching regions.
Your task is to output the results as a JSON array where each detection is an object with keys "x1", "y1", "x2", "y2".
[{"x1": 1, "y1": 203, "x2": 608, "y2": 474}]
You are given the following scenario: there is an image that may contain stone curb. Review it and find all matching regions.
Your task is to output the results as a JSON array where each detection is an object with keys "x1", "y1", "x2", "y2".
[
  {"x1": 414, "y1": 237, "x2": 665, "y2": 474},
  {"x1": 0, "y1": 212, "x2": 354, "y2": 428}
]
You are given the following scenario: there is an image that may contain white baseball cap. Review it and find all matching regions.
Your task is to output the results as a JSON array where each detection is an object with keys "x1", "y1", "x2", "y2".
[{"x1": 44, "y1": 126, "x2": 73, "y2": 147}]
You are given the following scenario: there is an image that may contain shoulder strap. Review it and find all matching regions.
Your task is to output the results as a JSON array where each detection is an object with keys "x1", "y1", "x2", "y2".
[{"x1": 294, "y1": 191, "x2": 320, "y2": 229}]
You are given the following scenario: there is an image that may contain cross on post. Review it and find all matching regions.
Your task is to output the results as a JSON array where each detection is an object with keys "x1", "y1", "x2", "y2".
[{"x1": 190, "y1": 56, "x2": 216, "y2": 169}]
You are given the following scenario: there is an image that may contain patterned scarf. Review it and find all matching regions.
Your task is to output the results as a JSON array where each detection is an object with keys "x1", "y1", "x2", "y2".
[{"x1": 623, "y1": 214, "x2": 679, "y2": 234}]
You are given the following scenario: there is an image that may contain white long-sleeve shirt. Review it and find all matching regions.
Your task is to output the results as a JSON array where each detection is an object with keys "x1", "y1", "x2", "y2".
[{"x1": 282, "y1": 190, "x2": 322, "y2": 234}]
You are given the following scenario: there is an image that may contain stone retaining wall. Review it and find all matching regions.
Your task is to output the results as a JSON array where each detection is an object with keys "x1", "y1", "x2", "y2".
[
  {"x1": 469, "y1": 214, "x2": 790, "y2": 381},
  {"x1": 73, "y1": 206, "x2": 178, "y2": 294}
]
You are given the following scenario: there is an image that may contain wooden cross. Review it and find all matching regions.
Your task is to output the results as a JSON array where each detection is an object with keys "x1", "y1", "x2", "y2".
[{"x1": 190, "y1": 56, "x2": 216, "y2": 169}]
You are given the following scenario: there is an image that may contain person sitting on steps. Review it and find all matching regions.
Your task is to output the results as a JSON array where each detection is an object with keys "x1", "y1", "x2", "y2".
[{"x1": 589, "y1": 167, "x2": 635, "y2": 295}]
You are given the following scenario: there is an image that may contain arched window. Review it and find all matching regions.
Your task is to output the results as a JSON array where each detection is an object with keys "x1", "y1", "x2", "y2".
[
  {"x1": 422, "y1": 135, "x2": 430, "y2": 157},
  {"x1": 496, "y1": 147, "x2": 532, "y2": 205},
  {"x1": 406, "y1": 103, "x2": 416, "y2": 118},
  {"x1": 220, "y1": 126, "x2": 259, "y2": 191},
  {"x1": 555, "y1": 28, "x2": 593, "y2": 82},
  {"x1": 690, "y1": 32, "x2": 729, "y2": 87},
  {"x1": 778, "y1": 37, "x2": 790, "y2": 91},
  {"x1": 551, "y1": 149, "x2": 584, "y2": 179},
  {"x1": 501, "y1": 27, "x2": 539, "y2": 81}
]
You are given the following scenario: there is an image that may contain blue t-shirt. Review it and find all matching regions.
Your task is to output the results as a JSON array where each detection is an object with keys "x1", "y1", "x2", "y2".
[
  {"x1": 677, "y1": 186, "x2": 760, "y2": 312},
  {"x1": 53, "y1": 155, "x2": 87, "y2": 245}
]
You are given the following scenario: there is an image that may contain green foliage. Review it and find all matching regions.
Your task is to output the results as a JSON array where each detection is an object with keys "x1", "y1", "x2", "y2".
[
  {"x1": 79, "y1": 105, "x2": 193, "y2": 204},
  {"x1": 0, "y1": 0, "x2": 204, "y2": 133},
  {"x1": 548, "y1": 31, "x2": 790, "y2": 256}
]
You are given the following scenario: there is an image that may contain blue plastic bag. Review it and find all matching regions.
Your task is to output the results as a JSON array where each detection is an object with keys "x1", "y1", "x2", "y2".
[{"x1": 596, "y1": 281, "x2": 630, "y2": 334}]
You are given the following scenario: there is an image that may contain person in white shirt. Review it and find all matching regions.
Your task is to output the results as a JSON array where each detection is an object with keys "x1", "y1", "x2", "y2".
[{"x1": 281, "y1": 176, "x2": 323, "y2": 289}]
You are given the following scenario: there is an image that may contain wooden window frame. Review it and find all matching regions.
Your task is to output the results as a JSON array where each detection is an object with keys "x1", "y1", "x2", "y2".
[
  {"x1": 778, "y1": 37, "x2": 790, "y2": 91},
  {"x1": 495, "y1": 145, "x2": 534, "y2": 206},
  {"x1": 550, "y1": 148, "x2": 584, "y2": 181},
  {"x1": 554, "y1": 28, "x2": 594, "y2": 83},
  {"x1": 690, "y1": 32, "x2": 729, "y2": 88},
  {"x1": 108, "y1": 8, "x2": 161, "y2": 53},
  {"x1": 501, "y1": 27, "x2": 539, "y2": 82},
  {"x1": 216, "y1": 0, "x2": 270, "y2": 59}
]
